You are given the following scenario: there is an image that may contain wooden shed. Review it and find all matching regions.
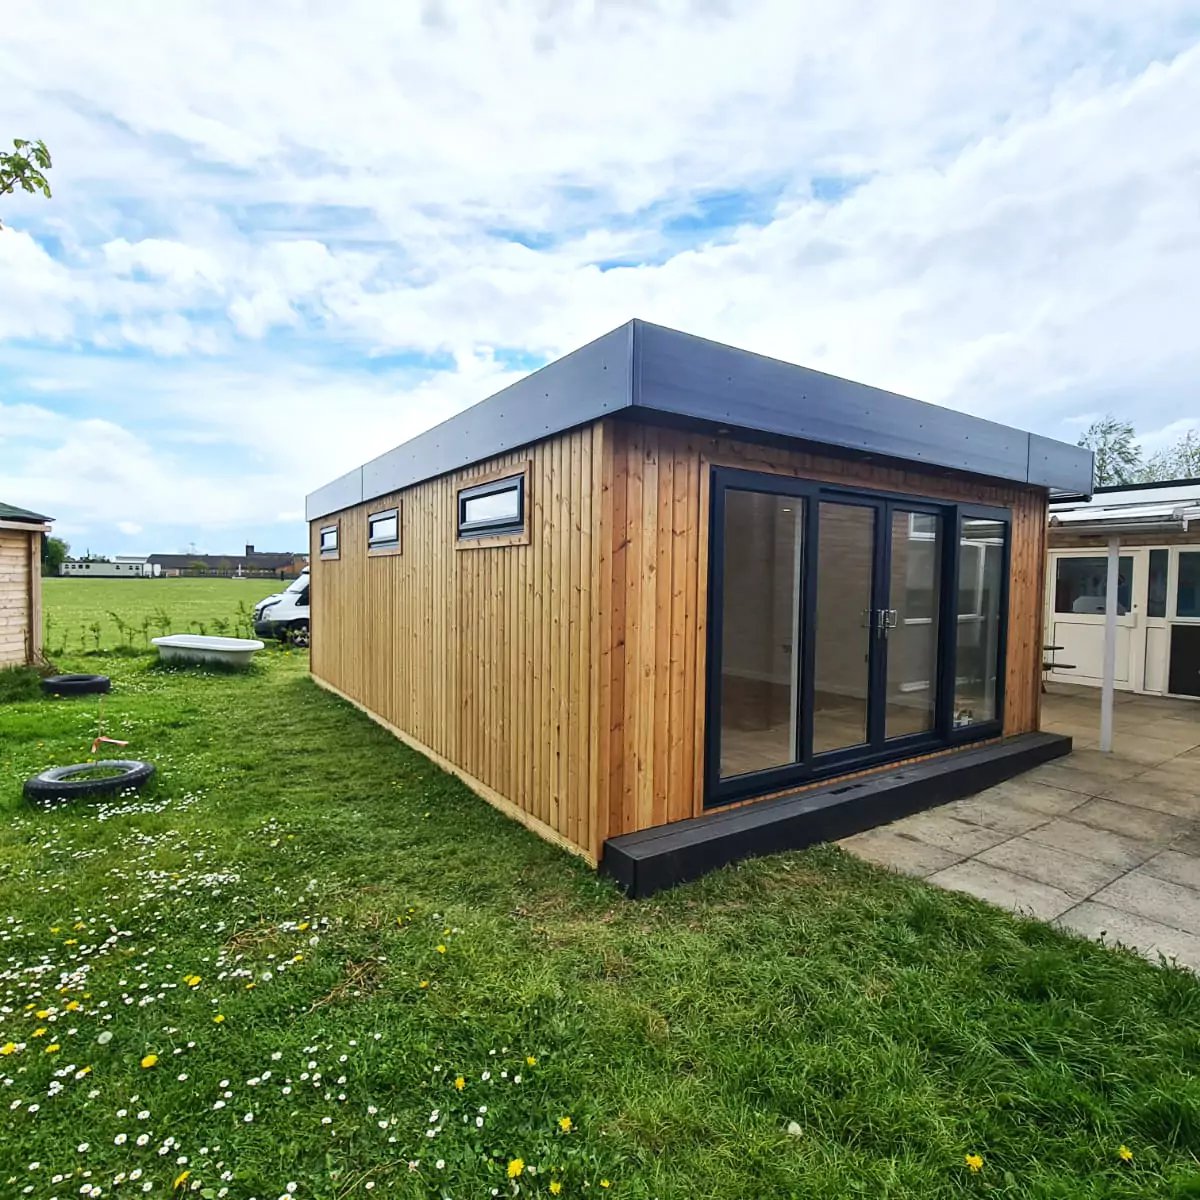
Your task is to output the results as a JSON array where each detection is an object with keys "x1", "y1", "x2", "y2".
[
  {"x1": 307, "y1": 321, "x2": 1093, "y2": 894},
  {"x1": 0, "y1": 502, "x2": 53, "y2": 669}
]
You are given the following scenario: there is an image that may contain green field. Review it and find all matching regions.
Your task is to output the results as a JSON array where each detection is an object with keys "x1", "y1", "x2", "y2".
[
  {"x1": 0, "y1": 583, "x2": 1197, "y2": 1197},
  {"x1": 42, "y1": 577, "x2": 285, "y2": 653}
]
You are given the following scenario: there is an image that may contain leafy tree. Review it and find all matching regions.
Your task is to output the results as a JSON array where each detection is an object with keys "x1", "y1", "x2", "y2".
[
  {"x1": 1077, "y1": 415, "x2": 1142, "y2": 486},
  {"x1": 41, "y1": 535, "x2": 69, "y2": 575},
  {"x1": 0, "y1": 138, "x2": 52, "y2": 228},
  {"x1": 1140, "y1": 428, "x2": 1200, "y2": 483}
]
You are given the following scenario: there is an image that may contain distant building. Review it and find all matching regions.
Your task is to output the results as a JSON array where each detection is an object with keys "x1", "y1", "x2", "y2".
[
  {"x1": 1047, "y1": 478, "x2": 1200, "y2": 699},
  {"x1": 146, "y1": 544, "x2": 307, "y2": 579},
  {"x1": 61, "y1": 556, "x2": 159, "y2": 578}
]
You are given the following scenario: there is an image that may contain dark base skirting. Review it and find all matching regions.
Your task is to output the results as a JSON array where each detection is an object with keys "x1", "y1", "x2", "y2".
[{"x1": 601, "y1": 732, "x2": 1072, "y2": 899}]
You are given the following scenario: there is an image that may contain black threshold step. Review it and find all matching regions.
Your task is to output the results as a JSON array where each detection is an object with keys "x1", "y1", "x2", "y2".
[{"x1": 601, "y1": 732, "x2": 1072, "y2": 898}]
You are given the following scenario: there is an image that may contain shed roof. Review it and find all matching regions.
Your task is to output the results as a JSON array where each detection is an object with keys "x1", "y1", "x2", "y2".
[
  {"x1": 0, "y1": 501, "x2": 53, "y2": 524},
  {"x1": 307, "y1": 319, "x2": 1094, "y2": 521}
]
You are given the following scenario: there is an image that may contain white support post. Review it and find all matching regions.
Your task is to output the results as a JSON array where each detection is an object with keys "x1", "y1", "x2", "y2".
[{"x1": 1099, "y1": 534, "x2": 1119, "y2": 753}]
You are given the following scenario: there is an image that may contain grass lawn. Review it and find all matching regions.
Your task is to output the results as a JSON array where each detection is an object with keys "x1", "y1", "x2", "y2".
[
  {"x1": 1, "y1": 587, "x2": 1198, "y2": 1198},
  {"x1": 41, "y1": 577, "x2": 287, "y2": 654}
]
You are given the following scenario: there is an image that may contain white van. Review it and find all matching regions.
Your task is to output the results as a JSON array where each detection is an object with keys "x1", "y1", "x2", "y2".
[{"x1": 253, "y1": 569, "x2": 310, "y2": 643}]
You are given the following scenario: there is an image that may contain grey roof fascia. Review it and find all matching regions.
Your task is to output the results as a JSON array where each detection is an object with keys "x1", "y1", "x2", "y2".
[
  {"x1": 630, "y1": 321, "x2": 1094, "y2": 497},
  {"x1": 305, "y1": 318, "x2": 1093, "y2": 520},
  {"x1": 306, "y1": 324, "x2": 634, "y2": 521}
]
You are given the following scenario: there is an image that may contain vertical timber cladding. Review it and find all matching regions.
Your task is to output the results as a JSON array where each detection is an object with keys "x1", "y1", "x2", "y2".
[
  {"x1": 601, "y1": 422, "x2": 1050, "y2": 842},
  {"x1": 309, "y1": 424, "x2": 606, "y2": 863}
]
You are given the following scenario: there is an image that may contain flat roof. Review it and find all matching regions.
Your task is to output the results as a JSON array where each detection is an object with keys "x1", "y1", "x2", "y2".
[
  {"x1": 1052, "y1": 479, "x2": 1200, "y2": 513},
  {"x1": 307, "y1": 319, "x2": 1094, "y2": 520}
]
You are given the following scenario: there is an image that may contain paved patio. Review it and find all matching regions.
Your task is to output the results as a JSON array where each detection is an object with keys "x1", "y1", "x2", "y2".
[{"x1": 841, "y1": 684, "x2": 1200, "y2": 970}]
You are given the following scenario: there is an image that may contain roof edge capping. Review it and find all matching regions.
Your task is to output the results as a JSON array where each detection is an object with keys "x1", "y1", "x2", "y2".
[{"x1": 305, "y1": 319, "x2": 1094, "y2": 520}]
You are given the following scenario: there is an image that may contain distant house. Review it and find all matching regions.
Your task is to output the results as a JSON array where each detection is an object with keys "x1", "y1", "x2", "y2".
[
  {"x1": 0, "y1": 501, "x2": 53, "y2": 667},
  {"x1": 146, "y1": 544, "x2": 307, "y2": 579}
]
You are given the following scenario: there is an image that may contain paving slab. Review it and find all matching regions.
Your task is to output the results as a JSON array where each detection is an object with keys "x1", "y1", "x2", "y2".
[
  {"x1": 889, "y1": 811, "x2": 1010, "y2": 857},
  {"x1": 1053, "y1": 747, "x2": 1148, "y2": 779},
  {"x1": 1140, "y1": 850, "x2": 1200, "y2": 890},
  {"x1": 1175, "y1": 831, "x2": 1200, "y2": 856},
  {"x1": 926, "y1": 860, "x2": 1077, "y2": 921},
  {"x1": 1055, "y1": 902, "x2": 1200, "y2": 972},
  {"x1": 976, "y1": 837, "x2": 1125, "y2": 900},
  {"x1": 1093, "y1": 775, "x2": 1198, "y2": 817},
  {"x1": 940, "y1": 796, "x2": 1050, "y2": 836},
  {"x1": 838, "y1": 828, "x2": 964, "y2": 878},
  {"x1": 1108, "y1": 735, "x2": 1193, "y2": 766},
  {"x1": 976, "y1": 779, "x2": 1089, "y2": 816},
  {"x1": 1024, "y1": 818, "x2": 1158, "y2": 871},
  {"x1": 1092, "y1": 871, "x2": 1200, "y2": 937},
  {"x1": 1019, "y1": 763, "x2": 1111, "y2": 797},
  {"x1": 1118, "y1": 717, "x2": 1200, "y2": 748},
  {"x1": 1067, "y1": 798, "x2": 1190, "y2": 845}
]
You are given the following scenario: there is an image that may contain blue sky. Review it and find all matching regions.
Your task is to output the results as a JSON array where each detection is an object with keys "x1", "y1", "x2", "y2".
[{"x1": 2, "y1": 1, "x2": 1200, "y2": 556}]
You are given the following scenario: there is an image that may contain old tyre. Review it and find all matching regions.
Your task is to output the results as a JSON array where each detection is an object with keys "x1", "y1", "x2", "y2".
[
  {"x1": 23, "y1": 760, "x2": 155, "y2": 806},
  {"x1": 41, "y1": 674, "x2": 111, "y2": 697}
]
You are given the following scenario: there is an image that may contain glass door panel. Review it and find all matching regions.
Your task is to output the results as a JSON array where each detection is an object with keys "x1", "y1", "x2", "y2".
[
  {"x1": 886, "y1": 511, "x2": 941, "y2": 739},
  {"x1": 717, "y1": 490, "x2": 804, "y2": 779},
  {"x1": 955, "y1": 518, "x2": 1006, "y2": 726},
  {"x1": 813, "y1": 501, "x2": 876, "y2": 754}
]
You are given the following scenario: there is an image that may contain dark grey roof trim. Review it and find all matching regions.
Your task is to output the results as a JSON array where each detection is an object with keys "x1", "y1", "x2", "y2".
[
  {"x1": 306, "y1": 319, "x2": 1093, "y2": 520},
  {"x1": 0, "y1": 501, "x2": 53, "y2": 524}
]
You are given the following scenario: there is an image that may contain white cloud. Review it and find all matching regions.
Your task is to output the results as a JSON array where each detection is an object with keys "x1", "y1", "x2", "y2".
[{"x1": 1, "y1": 1, "x2": 1199, "y2": 550}]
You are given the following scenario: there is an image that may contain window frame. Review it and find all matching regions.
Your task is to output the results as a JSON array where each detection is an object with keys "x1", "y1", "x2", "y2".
[
  {"x1": 319, "y1": 522, "x2": 340, "y2": 560},
  {"x1": 367, "y1": 504, "x2": 402, "y2": 557},
  {"x1": 702, "y1": 466, "x2": 1013, "y2": 808},
  {"x1": 455, "y1": 462, "x2": 532, "y2": 549}
]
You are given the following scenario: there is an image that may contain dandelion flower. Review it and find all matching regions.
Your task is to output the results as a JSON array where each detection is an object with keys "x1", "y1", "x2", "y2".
[
  {"x1": 965, "y1": 1154, "x2": 983, "y2": 1173},
  {"x1": 213, "y1": 1014, "x2": 225, "y2": 1024},
  {"x1": 558, "y1": 1116, "x2": 573, "y2": 1133},
  {"x1": 550, "y1": 1183, "x2": 563, "y2": 1195},
  {"x1": 526, "y1": 1056, "x2": 537, "y2": 1066},
  {"x1": 32, "y1": 1027, "x2": 47, "y2": 1038},
  {"x1": 454, "y1": 1076, "x2": 465, "y2": 1091},
  {"x1": 418, "y1": 981, "x2": 429, "y2": 990},
  {"x1": 600, "y1": 1181, "x2": 611, "y2": 1190},
  {"x1": 173, "y1": 1170, "x2": 190, "y2": 1189},
  {"x1": 1118, "y1": 1145, "x2": 1133, "y2": 1162},
  {"x1": 507, "y1": 1159, "x2": 525, "y2": 1179},
  {"x1": 0, "y1": 1043, "x2": 17, "y2": 1056},
  {"x1": 436, "y1": 945, "x2": 446, "y2": 954},
  {"x1": 45, "y1": 1043, "x2": 61, "y2": 1053},
  {"x1": 183, "y1": 975, "x2": 201, "y2": 988},
  {"x1": 140, "y1": 1054, "x2": 159, "y2": 1069}
]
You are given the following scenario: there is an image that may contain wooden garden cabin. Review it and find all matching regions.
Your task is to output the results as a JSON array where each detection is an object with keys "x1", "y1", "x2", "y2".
[
  {"x1": 306, "y1": 321, "x2": 1093, "y2": 895},
  {"x1": 0, "y1": 502, "x2": 53, "y2": 668}
]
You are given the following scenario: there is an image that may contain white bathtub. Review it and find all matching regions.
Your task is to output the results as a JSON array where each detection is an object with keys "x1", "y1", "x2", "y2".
[{"x1": 152, "y1": 634, "x2": 265, "y2": 668}]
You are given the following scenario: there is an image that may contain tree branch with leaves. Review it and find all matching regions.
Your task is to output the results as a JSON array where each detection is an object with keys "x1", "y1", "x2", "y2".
[{"x1": 0, "y1": 138, "x2": 53, "y2": 228}]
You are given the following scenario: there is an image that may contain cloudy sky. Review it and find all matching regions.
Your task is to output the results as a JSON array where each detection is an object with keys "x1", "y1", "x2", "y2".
[{"x1": 2, "y1": 1, "x2": 1199, "y2": 556}]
